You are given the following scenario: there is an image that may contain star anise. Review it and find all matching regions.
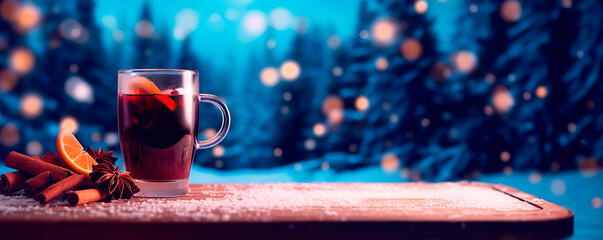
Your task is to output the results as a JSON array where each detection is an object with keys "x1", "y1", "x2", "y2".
[
  {"x1": 87, "y1": 147, "x2": 118, "y2": 164},
  {"x1": 89, "y1": 162, "x2": 140, "y2": 199}
]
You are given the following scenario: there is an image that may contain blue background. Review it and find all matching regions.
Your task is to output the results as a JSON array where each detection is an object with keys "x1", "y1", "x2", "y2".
[{"x1": 0, "y1": 0, "x2": 602, "y2": 238}]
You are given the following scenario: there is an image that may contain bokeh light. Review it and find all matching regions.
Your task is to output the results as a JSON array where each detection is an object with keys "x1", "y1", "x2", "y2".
[
  {"x1": 175, "y1": 8, "x2": 200, "y2": 40},
  {"x1": 65, "y1": 76, "x2": 94, "y2": 103},
  {"x1": 135, "y1": 19, "x2": 155, "y2": 38},
  {"x1": 328, "y1": 110, "x2": 344, "y2": 124},
  {"x1": 492, "y1": 85, "x2": 514, "y2": 114},
  {"x1": 592, "y1": 197, "x2": 602, "y2": 209},
  {"x1": 10, "y1": 47, "x2": 35, "y2": 75},
  {"x1": 213, "y1": 145, "x2": 225, "y2": 158},
  {"x1": 203, "y1": 128, "x2": 217, "y2": 139},
  {"x1": 20, "y1": 93, "x2": 43, "y2": 119},
  {"x1": 26, "y1": 140, "x2": 43, "y2": 156},
  {"x1": 430, "y1": 62, "x2": 452, "y2": 82},
  {"x1": 529, "y1": 172, "x2": 542, "y2": 184},
  {"x1": 321, "y1": 162, "x2": 330, "y2": 171},
  {"x1": 355, "y1": 95, "x2": 369, "y2": 112},
  {"x1": 322, "y1": 95, "x2": 344, "y2": 117},
  {"x1": 267, "y1": 39, "x2": 276, "y2": 49},
  {"x1": 242, "y1": 10, "x2": 267, "y2": 37},
  {"x1": 551, "y1": 179, "x2": 566, "y2": 196},
  {"x1": 400, "y1": 38, "x2": 423, "y2": 61},
  {"x1": 268, "y1": 7, "x2": 292, "y2": 30},
  {"x1": 304, "y1": 138, "x2": 316, "y2": 151},
  {"x1": 414, "y1": 0, "x2": 428, "y2": 14},
  {"x1": 332, "y1": 66, "x2": 343, "y2": 77},
  {"x1": 567, "y1": 122, "x2": 576, "y2": 133},
  {"x1": 59, "y1": 116, "x2": 79, "y2": 133},
  {"x1": 562, "y1": 0, "x2": 572, "y2": 9},
  {"x1": 500, "y1": 151, "x2": 511, "y2": 162},
  {"x1": 273, "y1": 148, "x2": 283, "y2": 157},
  {"x1": 577, "y1": 157, "x2": 597, "y2": 178},
  {"x1": 469, "y1": 4, "x2": 478, "y2": 13},
  {"x1": 485, "y1": 73, "x2": 496, "y2": 84},
  {"x1": 484, "y1": 105, "x2": 494, "y2": 116},
  {"x1": 501, "y1": 0, "x2": 522, "y2": 22},
  {"x1": 15, "y1": 5, "x2": 41, "y2": 32},
  {"x1": 279, "y1": 60, "x2": 300, "y2": 81},
  {"x1": 0, "y1": 1, "x2": 18, "y2": 21},
  {"x1": 260, "y1": 67, "x2": 279, "y2": 87},
  {"x1": 502, "y1": 166, "x2": 512, "y2": 175},
  {"x1": 359, "y1": 30, "x2": 369, "y2": 39},
  {"x1": 535, "y1": 85, "x2": 548, "y2": 98},
  {"x1": 59, "y1": 19, "x2": 89, "y2": 43},
  {"x1": 381, "y1": 153, "x2": 400, "y2": 173},
  {"x1": 283, "y1": 92, "x2": 292, "y2": 101},
  {"x1": 91, "y1": 132, "x2": 102, "y2": 142},
  {"x1": 0, "y1": 69, "x2": 18, "y2": 92},
  {"x1": 0, "y1": 123, "x2": 20, "y2": 147},
  {"x1": 313, "y1": 123, "x2": 326, "y2": 137},
  {"x1": 452, "y1": 50, "x2": 477, "y2": 73},
  {"x1": 375, "y1": 57, "x2": 389, "y2": 71},
  {"x1": 209, "y1": 13, "x2": 221, "y2": 23},
  {"x1": 371, "y1": 18, "x2": 396, "y2": 45},
  {"x1": 327, "y1": 35, "x2": 341, "y2": 49},
  {"x1": 104, "y1": 132, "x2": 119, "y2": 146},
  {"x1": 421, "y1": 118, "x2": 430, "y2": 127}
]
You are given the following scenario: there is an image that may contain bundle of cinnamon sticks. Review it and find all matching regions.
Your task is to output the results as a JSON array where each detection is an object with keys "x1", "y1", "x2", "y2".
[{"x1": 1, "y1": 151, "x2": 110, "y2": 206}]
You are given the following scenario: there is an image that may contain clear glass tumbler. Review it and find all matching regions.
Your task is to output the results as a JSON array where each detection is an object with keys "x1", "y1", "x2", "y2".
[{"x1": 117, "y1": 69, "x2": 230, "y2": 197}]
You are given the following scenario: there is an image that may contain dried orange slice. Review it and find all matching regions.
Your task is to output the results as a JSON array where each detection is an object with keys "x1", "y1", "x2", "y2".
[
  {"x1": 127, "y1": 76, "x2": 176, "y2": 111},
  {"x1": 56, "y1": 129, "x2": 97, "y2": 177}
]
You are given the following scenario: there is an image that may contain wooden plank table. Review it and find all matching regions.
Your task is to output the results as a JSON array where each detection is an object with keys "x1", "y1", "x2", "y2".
[{"x1": 0, "y1": 182, "x2": 573, "y2": 239}]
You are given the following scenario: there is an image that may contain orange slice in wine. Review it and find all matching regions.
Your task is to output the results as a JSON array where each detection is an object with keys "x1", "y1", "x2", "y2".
[
  {"x1": 56, "y1": 129, "x2": 97, "y2": 177},
  {"x1": 127, "y1": 77, "x2": 176, "y2": 111}
]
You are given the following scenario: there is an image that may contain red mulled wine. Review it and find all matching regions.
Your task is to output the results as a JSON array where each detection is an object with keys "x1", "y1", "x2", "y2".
[{"x1": 118, "y1": 93, "x2": 199, "y2": 181}]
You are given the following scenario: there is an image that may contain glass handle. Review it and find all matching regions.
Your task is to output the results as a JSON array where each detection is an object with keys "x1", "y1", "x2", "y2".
[{"x1": 196, "y1": 94, "x2": 230, "y2": 149}]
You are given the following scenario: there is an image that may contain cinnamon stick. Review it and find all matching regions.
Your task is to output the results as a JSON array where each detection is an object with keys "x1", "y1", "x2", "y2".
[
  {"x1": 40, "y1": 152, "x2": 60, "y2": 165},
  {"x1": 68, "y1": 189, "x2": 111, "y2": 206},
  {"x1": 0, "y1": 171, "x2": 30, "y2": 195},
  {"x1": 5, "y1": 151, "x2": 72, "y2": 182},
  {"x1": 24, "y1": 171, "x2": 52, "y2": 198},
  {"x1": 34, "y1": 174, "x2": 86, "y2": 204}
]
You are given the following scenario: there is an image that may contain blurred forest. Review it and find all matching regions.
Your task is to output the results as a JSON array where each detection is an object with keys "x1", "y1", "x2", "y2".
[{"x1": 0, "y1": 0, "x2": 602, "y2": 180}]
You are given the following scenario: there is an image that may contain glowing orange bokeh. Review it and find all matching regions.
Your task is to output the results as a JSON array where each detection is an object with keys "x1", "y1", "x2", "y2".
[
  {"x1": 371, "y1": 19, "x2": 396, "y2": 45},
  {"x1": 414, "y1": 0, "x2": 428, "y2": 14},
  {"x1": 492, "y1": 85, "x2": 514, "y2": 114},
  {"x1": 375, "y1": 57, "x2": 388, "y2": 71},
  {"x1": 260, "y1": 67, "x2": 279, "y2": 87},
  {"x1": 355, "y1": 95, "x2": 369, "y2": 112},
  {"x1": 452, "y1": 50, "x2": 477, "y2": 73},
  {"x1": 321, "y1": 95, "x2": 344, "y2": 116},
  {"x1": 10, "y1": 48, "x2": 35, "y2": 75},
  {"x1": 0, "y1": 1, "x2": 18, "y2": 21},
  {"x1": 59, "y1": 116, "x2": 79, "y2": 133},
  {"x1": 381, "y1": 153, "x2": 399, "y2": 173},
  {"x1": 212, "y1": 145, "x2": 225, "y2": 158},
  {"x1": 279, "y1": 60, "x2": 300, "y2": 81},
  {"x1": 0, "y1": 69, "x2": 18, "y2": 92},
  {"x1": 400, "y1": 38, "x2": 423, "y2": 61},
  {"x1": 535, "y1": 85, "x2": 548, "y2": 98},
  {"x1": 313, "y1": 123, "x2": 326, "y2": 137},
  {"x1": 501, "y1": 0, "x2": 522, "y2": 22},
  {"x1": 20, "y1": 93, "x2": 43, "y2": 119}
]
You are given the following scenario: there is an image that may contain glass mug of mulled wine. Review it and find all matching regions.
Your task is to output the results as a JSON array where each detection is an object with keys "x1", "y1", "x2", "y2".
[{"x1": 117, "y1": 69, "x2": 230, "y2": 197}]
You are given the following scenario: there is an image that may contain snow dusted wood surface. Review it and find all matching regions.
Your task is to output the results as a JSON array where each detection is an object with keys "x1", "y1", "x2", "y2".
[{"x1": 0, "y1": 182, "x2": 573, "y2": 239}]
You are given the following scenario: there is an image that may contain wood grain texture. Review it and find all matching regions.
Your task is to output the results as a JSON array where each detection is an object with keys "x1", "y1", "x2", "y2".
[{"x1": 0, "y1": 182, "x2": 573, "y2": 239}]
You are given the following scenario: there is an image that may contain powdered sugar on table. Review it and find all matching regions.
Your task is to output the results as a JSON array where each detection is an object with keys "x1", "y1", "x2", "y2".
[{"x1": 0, "y1": 183, "x2": 541, "y2": 222}]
